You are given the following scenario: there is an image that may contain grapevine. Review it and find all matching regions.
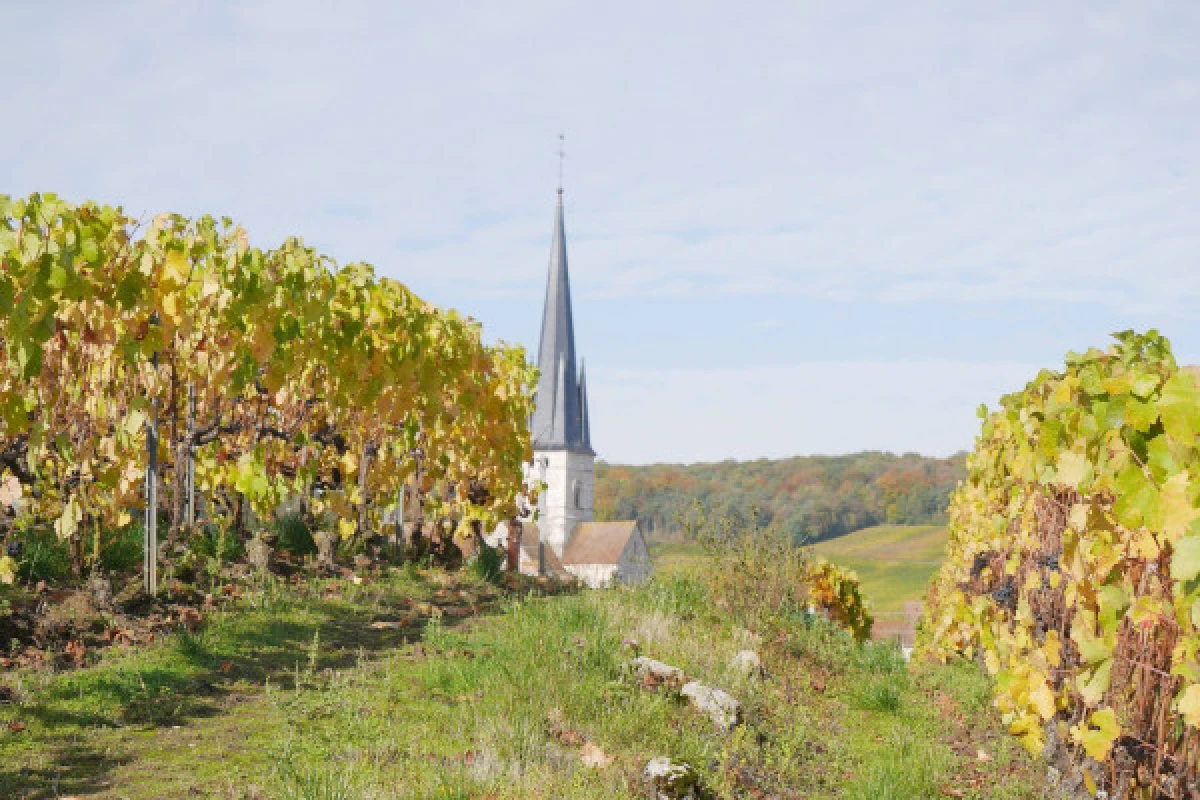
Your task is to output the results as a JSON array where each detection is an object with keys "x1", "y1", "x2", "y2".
[
  {"x1": 805, "y1": 557, "x2": 873, "y2": 643},
  {"x1": 0, "y1": 192, "x2": 537, "y2": 583},
  {"x1": 919, "y1": 330, "x2": 1200, "y2": 797}
]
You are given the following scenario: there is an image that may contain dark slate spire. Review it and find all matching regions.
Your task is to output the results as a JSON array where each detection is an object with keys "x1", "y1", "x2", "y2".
[
  {"x1": 579, "y1": 360, "x2": 591, "y2": 451},
  {"x1": 530, "y1": 188, "x2": 592, "y2": 453}
]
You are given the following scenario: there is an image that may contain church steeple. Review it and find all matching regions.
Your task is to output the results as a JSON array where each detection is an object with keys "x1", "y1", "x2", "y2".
[{"x1": 530, "y1": 186, "x2": 592, "y2": 454}]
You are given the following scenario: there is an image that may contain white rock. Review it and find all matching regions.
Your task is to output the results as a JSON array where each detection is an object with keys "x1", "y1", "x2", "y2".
[
  {"x1": 681, "y1": 681, "x2": 742, "y2": 731},
  {"x1": 644, "y1": 757, "x2": 701, "y2": 800},
  {"x1": 730, "y1": 649, "x2": 764, "y2": 678}
]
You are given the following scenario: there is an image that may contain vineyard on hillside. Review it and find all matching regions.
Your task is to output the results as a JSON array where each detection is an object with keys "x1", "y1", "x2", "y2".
[
  {"x1": 920, "y1": 331, "x2": 1200, "y2": 799},
  {"x1": 0, "y1": 192, "x2": 536, "y2": 590}
]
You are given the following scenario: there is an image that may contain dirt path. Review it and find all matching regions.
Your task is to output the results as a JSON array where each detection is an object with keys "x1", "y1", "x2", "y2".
[{"x1": 1, "y1": 572, "x2": 514, "y2": 799}]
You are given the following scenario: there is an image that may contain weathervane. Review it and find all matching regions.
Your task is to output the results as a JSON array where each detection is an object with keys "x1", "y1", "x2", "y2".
[{"x1": 557, "y1": 132, "x2": 565, "y2": 194}]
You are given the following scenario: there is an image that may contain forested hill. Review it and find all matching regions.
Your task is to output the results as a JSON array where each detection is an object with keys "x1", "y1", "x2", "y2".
[{"x1": 594, "y1": 451, "x2": 966, "y2": 543}]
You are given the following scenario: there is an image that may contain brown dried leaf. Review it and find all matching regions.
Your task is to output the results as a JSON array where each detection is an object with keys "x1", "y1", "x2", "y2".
[{"x1": 579, "y1": 741, "x2": 613, "y2": 768}]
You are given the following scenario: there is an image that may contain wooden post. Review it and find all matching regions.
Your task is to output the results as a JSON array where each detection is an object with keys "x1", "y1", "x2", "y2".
[
  {"x1": 506, "y1": 518, "x2": 522, "y2": 572},
  {"x1": 394, "y1": 482, "x2": 406, "y2": 559},
  {"x1": 144, "y1": 359, "x2": 159, "y2": 596},
  {"x1": 536, "y1": 457, "x2": 548, "y2": 577},
  {"x1": 186, "y1": 384, "x2": 196, "y2": 528}
]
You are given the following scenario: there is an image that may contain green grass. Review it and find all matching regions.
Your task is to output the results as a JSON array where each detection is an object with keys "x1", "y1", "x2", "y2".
[
  {"x1": 809, "y1": 524, "x2": 948, "y2": 612},
  {"x1": 647, "y1": 540, "x2": 707, "y2": 576},
  {"x1": 0, "y1": 563, "x2": 1044, "y2": 799}
]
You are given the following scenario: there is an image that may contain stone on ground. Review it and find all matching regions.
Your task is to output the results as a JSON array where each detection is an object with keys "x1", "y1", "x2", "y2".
[
  {"x1": 629, "y1": 656, "x2": 686, "y2": 689},
  {"x1": 246, "y1": 535, "x2": 271, "y2": 572},
  {"x1": 681, "y1": 681, "x2": 742, "y2": 731},
  {"x1": 644, "y1": 756, "x2": 702, "y2": 800},
  {"x1": 731, "y1": 649, "x2": 764, "y2": 678}
]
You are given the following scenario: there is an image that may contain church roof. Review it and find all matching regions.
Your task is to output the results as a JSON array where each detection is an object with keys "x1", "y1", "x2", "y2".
[
  {"x1": 530, "y1": 189, "x2": 593, "y2": 453},
  {"x1": 561, "y1": 520, "x2": 640, "y2": 566}
]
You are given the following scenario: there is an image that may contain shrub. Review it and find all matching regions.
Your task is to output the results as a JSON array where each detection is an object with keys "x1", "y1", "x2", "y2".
[
  {"x1": 186, "y1": 524, "x2": 244, "y2": 563},
  {"x1": 681, "y1": 503, "x2": 872, "y2": 641}
]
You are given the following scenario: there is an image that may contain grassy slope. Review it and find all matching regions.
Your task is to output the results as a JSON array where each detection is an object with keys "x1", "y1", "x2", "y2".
[
  {"x1": 809, "y1": 524, "x2": 948, "y2": 612},
  {"x1": 0, "y1": 564, "x2": 1044, "y2": 799}
]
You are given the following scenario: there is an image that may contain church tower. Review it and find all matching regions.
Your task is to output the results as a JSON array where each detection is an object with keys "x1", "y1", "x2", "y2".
[{"x1": 530, "y1": 183, "x2": 595, "y2": 559}]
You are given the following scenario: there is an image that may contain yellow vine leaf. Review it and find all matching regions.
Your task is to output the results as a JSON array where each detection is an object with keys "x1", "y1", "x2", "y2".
[
  {"x1": 54, "y1": 495, "x2": 83, "y2": 541},
  {"x1": 0, "y1": 555, "x2": 16, "y2": 585},
  {"x1": 1057, "y1": 451, "x2": 1090, "y2": 489},
  {"x1": 1041, "y1": 631, "x2": 1062, "y2": 668},
  {"x1": 1178, "y1": 685, "x2": 1200, "y2": 728},
  {"x1": 1009, "y1": 715, "x2": 1044, "y2": 755},
  {"x1": 1029, "y1": 680, "x2": 1057, "y2": 720},
  {"x1": 1172, "y1": 534, "x2": 1200, "y2": 584},
  {"x1": 163, "y1": 249, "x2": 190, "y2": 287},
  {"x1": 1070, "y1": 707, "x2": 1120, "y2": 761},
  {"x1": 1161, "y1": 471, "x2": 1200, "y2": 541}
]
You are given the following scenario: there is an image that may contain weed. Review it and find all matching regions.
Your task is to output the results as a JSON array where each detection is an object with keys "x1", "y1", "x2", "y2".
[
  {"x1": 854, "y1": 680, "x2": 903, "y2": 713},
  {"x1": 276, "y1": 760, "x2": 360, "y2": 800},
  {"x1": 854, "y1": 641, "x2": 907, "y2": 676},
  {"x1": 14, "y1": 524, "x2": 73, "y2": 583},
  {"x1": 99, "y1": 522, "x2": 144, "y2": 573},
  {"x1": 846, "y1": 735, "x2": 944, "y2": 799},
  {"x1": 469, "y1": 541, "x2": 504, "y2": 584},
  {"x1": 275, "y1": 512, "x2": 317, "y2": 557}
]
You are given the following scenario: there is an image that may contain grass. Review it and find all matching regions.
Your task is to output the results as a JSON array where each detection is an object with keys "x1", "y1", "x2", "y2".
[
  {"x1": 809, "y1": 524, "x2": 948, "y2": 612},
  {"x1": 0, "y1": 560, "x2": 1047, "y2": 799},
  {"x1": 646, "y1": 540, "x2": 707, "y2": 577}
]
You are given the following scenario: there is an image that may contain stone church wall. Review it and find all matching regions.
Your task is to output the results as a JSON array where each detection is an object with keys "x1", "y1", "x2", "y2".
[{"x1": 533, "y1": 449, "x2": 595, "y2": 558}]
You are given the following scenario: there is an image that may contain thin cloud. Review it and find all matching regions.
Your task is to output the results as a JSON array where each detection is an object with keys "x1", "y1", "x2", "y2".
[{"x1": 3, "y1": 1, "x2": 1198, "y2": 460}]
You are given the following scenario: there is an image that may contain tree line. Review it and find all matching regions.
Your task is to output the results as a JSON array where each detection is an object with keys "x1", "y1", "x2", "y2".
[{"x1": 594, "y1": 451, "x2": 965, "y2": 543}]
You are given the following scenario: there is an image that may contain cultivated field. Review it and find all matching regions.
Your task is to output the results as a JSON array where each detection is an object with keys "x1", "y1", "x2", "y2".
[{"x1": 809, "y1": 524, "x2": 947, "y2": 612}]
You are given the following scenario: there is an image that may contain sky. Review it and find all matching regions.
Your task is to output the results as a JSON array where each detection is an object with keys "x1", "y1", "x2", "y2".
[{"x1": 4, "y1": 2, "x2": 1199, "y2": 464}]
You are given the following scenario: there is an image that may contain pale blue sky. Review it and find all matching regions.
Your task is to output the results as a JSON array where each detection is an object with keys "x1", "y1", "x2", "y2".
[{"x1": 4, "y1": 2, "x2": 1198, "y2": 463}]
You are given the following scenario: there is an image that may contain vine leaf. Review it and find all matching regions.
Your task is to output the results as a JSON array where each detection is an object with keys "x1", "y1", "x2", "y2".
[
  {"x1": 1171, "y1": 534, "x2": 1200, "y2": 584},
  {"x1": 1056, "y1": 451, "x2": 1090, "y2": 489},
  {"x1": 1070, "y1": 707, "x2": 1120, "y2": 761},
  {"x1": 1177, "y1": 685, "x2": 1200, "y2": 728},
  {"x1": 1160, "y1": 371, "x2": 1200, "y2": 442}
]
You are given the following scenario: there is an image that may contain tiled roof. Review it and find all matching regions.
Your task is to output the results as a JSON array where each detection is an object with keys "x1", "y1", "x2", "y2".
[{"x1": 561, "y1": 520, "x2": 639, "y2": 566}]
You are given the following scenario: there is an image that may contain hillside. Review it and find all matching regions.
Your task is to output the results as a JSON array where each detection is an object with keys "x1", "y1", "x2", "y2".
[
  {"x1": 595, "y1": 451, "x2": 965, "y2": 543},
  {"x1": 809, "y1": 524, "x2": 948, "y2": 612},
  {"x1": 0, "y1": 563, "x2": 1042, "y2": 799}
]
